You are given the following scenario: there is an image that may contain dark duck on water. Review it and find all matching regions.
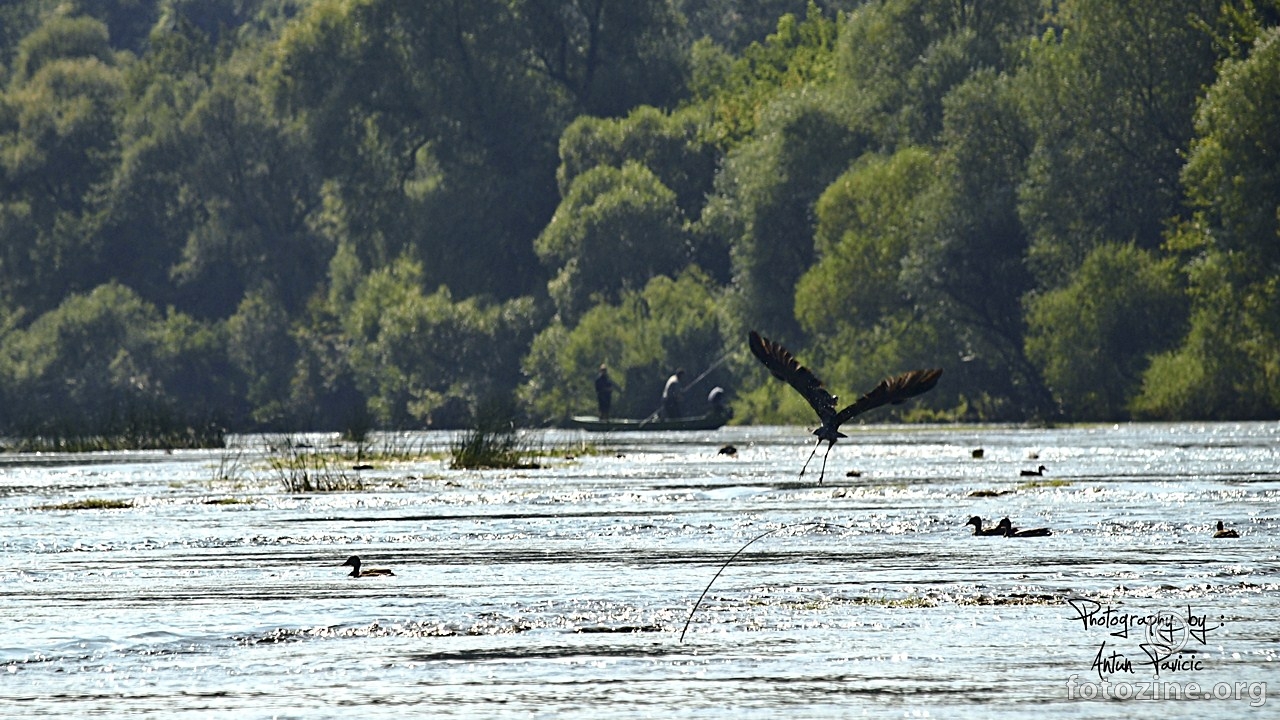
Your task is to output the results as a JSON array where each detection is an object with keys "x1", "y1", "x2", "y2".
[
  {"x1": 341, "y1": 555, "x2": 395, "y2": 578},
  {"x1": 998, "y1": 517, "x2": 1052, "y2": 537},
  {"x1": 966, "y1": 516, "x2": 1006, "y2": 536},
  {"x1": 747, "y1": 331, "x2": 942, "y2": 484},
  {"x1": 1213, "y1": 520, "x2": 1239, "y2": 538}
]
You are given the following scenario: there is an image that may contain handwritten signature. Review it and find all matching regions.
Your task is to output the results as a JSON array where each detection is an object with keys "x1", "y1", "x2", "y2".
[{"x1": 1066, "y1": 597, "x2": 1225, "y2": 680}]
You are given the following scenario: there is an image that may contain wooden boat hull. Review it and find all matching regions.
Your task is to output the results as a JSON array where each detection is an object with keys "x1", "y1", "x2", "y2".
[{"x1": 567, "y1": 413, "x2": 728, "y2": 432}]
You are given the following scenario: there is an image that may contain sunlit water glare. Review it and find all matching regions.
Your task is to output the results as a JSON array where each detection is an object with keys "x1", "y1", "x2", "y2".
[{"x1": 2, "y1": 423, "x2": 1276, "y2": 717}]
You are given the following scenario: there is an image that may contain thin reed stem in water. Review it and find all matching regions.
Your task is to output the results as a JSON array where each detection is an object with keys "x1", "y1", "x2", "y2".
[{"x1": 680, "y1": 521, "x2": 851, "y2": 642}]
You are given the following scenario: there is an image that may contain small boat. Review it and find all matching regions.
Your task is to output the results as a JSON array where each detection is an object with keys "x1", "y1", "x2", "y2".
[{"x1": 567, "y1": 412, "x2": 729, "y2": 432}]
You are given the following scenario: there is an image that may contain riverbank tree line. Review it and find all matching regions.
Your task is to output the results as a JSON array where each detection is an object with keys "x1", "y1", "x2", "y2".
[{"x1": 2, "y1": 0, "x2": 1279, "y2": 442}]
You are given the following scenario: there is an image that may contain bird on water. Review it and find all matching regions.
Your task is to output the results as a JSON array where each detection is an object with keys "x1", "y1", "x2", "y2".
[
  {"x1": 1213, "y1": 521, "x2": 1239, "y2": 538},
  {"x1": 966, "y1": 516, "x2": 1006, "y2": 536},
  {"x1": 341, "y1": 555, "x2": 395, "y2": 577},
  {"x1": 1020, "y1": 465, "x2": 1047, "y2": 477},
  {"x1": 998, "y1": 517, "x2": 1052, "y2": 537},
  {"x1": 747, "y1": 330, "x2": 942, "y2": 483}
]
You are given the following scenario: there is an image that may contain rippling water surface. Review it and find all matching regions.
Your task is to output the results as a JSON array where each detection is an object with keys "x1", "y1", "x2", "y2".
[{"x1": 2, "y1": 423, "x2": 1277, "y2": 718}]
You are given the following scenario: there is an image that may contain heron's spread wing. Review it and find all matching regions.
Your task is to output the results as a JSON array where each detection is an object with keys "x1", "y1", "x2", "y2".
[
  {"x1": 748, "y1": 331, "x2": 837, "y2": 422},
  {"x1": 833, "y1": 368, "x2": 943, "y2": 427}
]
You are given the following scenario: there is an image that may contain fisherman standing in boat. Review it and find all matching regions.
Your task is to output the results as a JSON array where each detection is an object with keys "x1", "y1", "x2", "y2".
[
  {"x1": 594, "y1": 364, "x2": 618, "y2": 419},
  {"x1": 661, "y1": 368, "x2": 686, "y2": 419}
]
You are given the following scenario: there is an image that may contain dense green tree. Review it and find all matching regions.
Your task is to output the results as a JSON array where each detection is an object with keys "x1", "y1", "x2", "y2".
[
  {"x1": 837, "y1": 0, "x2": 1042, "y2": 146},
  {"x1": 8, "y1": 12, "x2": 116, "y2": 83},
  {"x1": 0, "y1": 15, "x2": 123, "y2": 315},
  {"x1": 678, "y1": 0, "x2": 857, "y2": 52},
  {"x1": 784, "y1": 147, "x2": 956, "y2": 417},
  {"x1": 1017, "y1": 0, "x2": 1221, "y2": 282},
  {"x1": 226, "y1": 286, "x2": 298, "y2": 426},
  {"x1": 1025, "y1": 243, "x2": 1186, "y2": 419},
  {"x1": 0, "y1": 283, "x2": 236, "y2": 437},
  {"x1": 73, "y1": 0, "x2": 162, "y2": 53},
  {"x1": 1135, "y1": 25, "x2": 1280, "y2": 418},
  {"x1": 2, "y1": 0, "x2": 1280, "y2": 432},
  {"x1": 341, "y1": 256, "x2": 542, "y2": 427},
  {"x1": 556, "y1": 105, "x2": 717, "y2": 219},
  {"x1": 99, "y1": 19, "x2": 323, "y2": 320},
  {"x1": 267, "y1": 0, "x2": 559, "y2": 298},
  {"x1": 520, "y1": 0, "x2": 690, "y2": 117},
  {"x1": 797, "y1": 148, "x2": 933, "y2": 337},
  {"x1": 536, "y1": 161, "x2": 692, "y2": 322},
  {"x1": 167, "y1": 75, "x2": 324, "y2": 317},
  {"x1": 907, "y1": 70, "x2": 1049, "y2": 418},
  {"x1": 689, "y1": 3, "x2": 839, "y2": 146},
  {"x1": 702, "y1": 90, "x2": 868, "y2": 344},
  {"x1": 1, "y1": 2, "x2": 54, "y2": 73},
  {"x1": 268, "y1": 0, "x2": 688, "y2": 302},
  {"x1": 97, "y1": 18, "x2": 216, "y2": 310}
]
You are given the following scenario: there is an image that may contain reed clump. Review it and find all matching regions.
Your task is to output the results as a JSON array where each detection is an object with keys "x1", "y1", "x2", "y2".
[
  {"x1": 449, "y1": 400, "x2": 539, "y2": 470},
  {"x1": 267, "y1": 435, "x2": 365, "y2": 492},
  {"x1": 6, "y1": 423, "x2": 225, "y2": 453}
]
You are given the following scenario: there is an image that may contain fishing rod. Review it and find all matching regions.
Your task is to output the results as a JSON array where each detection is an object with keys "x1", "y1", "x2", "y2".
[
  {"x1": 639, "y1": 350, "x2": 737, "y2": 425},
  {"x1": 684, "y1": 350, "x2": 735, "y2": 392}
]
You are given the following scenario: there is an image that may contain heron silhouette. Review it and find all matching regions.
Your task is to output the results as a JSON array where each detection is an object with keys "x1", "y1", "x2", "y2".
[{"x1": 748, "y1": 331, "x2": 942, "y2": 483}]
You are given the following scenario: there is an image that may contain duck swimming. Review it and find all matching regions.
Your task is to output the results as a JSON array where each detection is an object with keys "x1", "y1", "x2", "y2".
[
  {"x1": 1020, "y1": 465, "x2": 1047, "y2": 477},
  {"x1": 1212, "y1": 520, "x2": 1239, "y2": 538},
  {"x1": 966, "y1": 516, "x2": 1006, "y2": 536},
  {"x1": 341, "y1": 555, "x2": 395, "y2": 577},
  {"x1": 999, "y1": 517, "x2": 1052, "y2": 537}
]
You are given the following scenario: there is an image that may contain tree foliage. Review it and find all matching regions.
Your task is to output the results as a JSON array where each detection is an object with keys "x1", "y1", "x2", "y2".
[
  {"x1": 1025, "y1": 243, "x2": 1187, "y2": 419},
  {"x1": 4, "y1": 0, "x2": 1280, "y2": 435}
]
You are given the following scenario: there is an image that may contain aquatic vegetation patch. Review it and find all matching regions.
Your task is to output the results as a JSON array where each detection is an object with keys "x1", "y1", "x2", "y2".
[
  {"x1": 267, "y1": 436, "x2": 365, "y2": 492},
  {"x1": 449, "y1": 414, "x2": 539, "y2": 470},
  {"x1": 245, "y1": 619, "x2": 536, "y2": 644},
  {"x1": 573, "y1": 624, "x2": 665, "y2": 633},
  {"x1": 968, "y1": 488, "x2": 1014, "y2": 497},
  {"x1": 958, "y1": 594, "x2": 1062, "y2": 606},
  {"x1": 4, "y1": 424, "x2": 225, "y2": 453},
  {"x1": 1018, "y1": 478, "x2": 1073, "y2": 489},
  {"x1": 849, "y1": 594, "x2": 940, "y2": 608},
  {"x1": 347, "y1": 434, "x2": 442, "y2": 464},
  {"x1": 210, "y1": 448, "x2": 249, "y2": 486},
  {"x1": 37, "y1": 498, "x2": 133, "y2": 510},
  {"x1": 202, "y1": 497, "x2": 253, "y2": 505}
]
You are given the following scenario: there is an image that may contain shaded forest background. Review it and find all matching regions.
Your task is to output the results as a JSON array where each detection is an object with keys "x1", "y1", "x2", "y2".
[{"x1": 2, "y1": 0, "x2": 1280, "y2": 440}]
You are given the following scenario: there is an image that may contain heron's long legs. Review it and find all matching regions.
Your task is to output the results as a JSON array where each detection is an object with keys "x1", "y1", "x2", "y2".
[
  {"x1": 798, "y1": 437, "x2": 823, "y2": 477},
  {"x1": 816, "y1": 441, "x2": 835, "y2": 484}
]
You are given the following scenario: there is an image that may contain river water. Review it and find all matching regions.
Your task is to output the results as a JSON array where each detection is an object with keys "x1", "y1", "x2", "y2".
[{"x1": 1, "y1": 423, "x2": 1276, "y2": 717}]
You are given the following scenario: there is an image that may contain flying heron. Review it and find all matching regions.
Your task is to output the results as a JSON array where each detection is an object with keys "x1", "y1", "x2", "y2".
[{"x1": 747, "y1": 331, "x2": 943, "y2": 483}]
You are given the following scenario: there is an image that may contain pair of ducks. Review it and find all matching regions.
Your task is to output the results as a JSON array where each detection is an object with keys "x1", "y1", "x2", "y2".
[
  {"x1": 966, "y1": 515, "x2": 1051, "y2": 537},
  {"x1": 966, "y1": 516, "x2": 1242, "y2": 538}
]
